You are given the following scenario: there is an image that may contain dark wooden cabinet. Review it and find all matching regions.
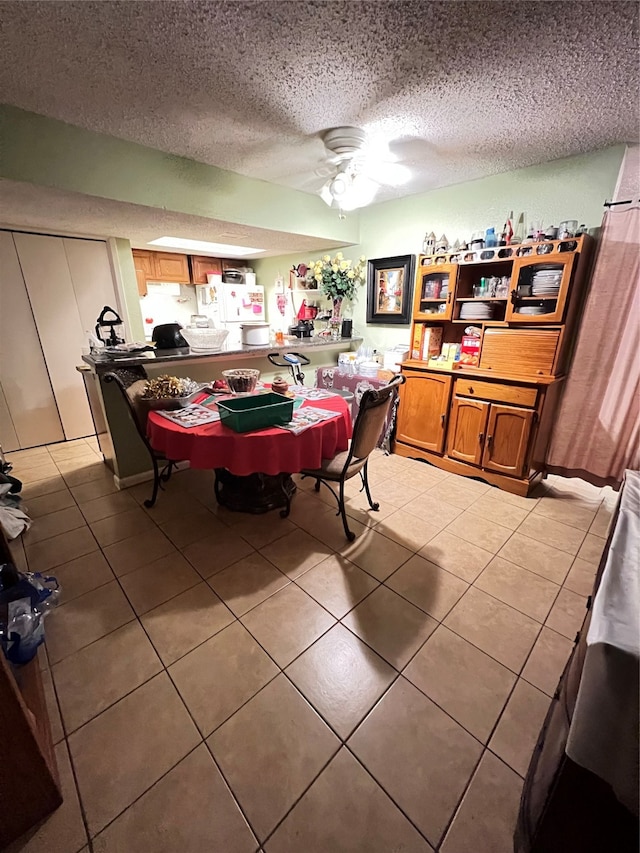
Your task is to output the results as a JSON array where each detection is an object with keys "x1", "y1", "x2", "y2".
[
  {"x1": 190, "y1": 256, "x2": 222, "y2": 284},
  {"x1": 447, "y1": 397, "x2": 489, "y2": 465},
  {"x1": 482, "y1": 404, "x2": 534, "y2": 477},
  {"x1": 396, "y1": 371, "x2": 451, "y2": 453}
]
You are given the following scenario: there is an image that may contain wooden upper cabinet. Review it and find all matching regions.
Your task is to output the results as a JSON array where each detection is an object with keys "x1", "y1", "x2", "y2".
[
  {"x1": 412, "y1": 261, "x2": 457, "y2": 322},
  {"x1": 132, "y1": 249, "x2": 155, "y2": 279},
  {"x1": 482, "y1": 404, "x2": 534, "y2": 477},
  {"x1": 506, "y1": 253, "x2": 576, "y2": 324},
  {"x1": 131, "y1": 249, "x2": 190, "y2": 284},
  {"x1": 135, "y1": 268, "x2": 147, "y2": 298},
  {"x1": 190, "y1": 256, "x2": 222, "y2": 284},
  {"x1": 397, "y1": 370, "x2": 452, "y2": 454},
  {"x1": 153, "y1": 252, "x2": 190, "y2": 283},
  {"x1": 446, "y1": 397, "x2": 489, "y2": 466}
]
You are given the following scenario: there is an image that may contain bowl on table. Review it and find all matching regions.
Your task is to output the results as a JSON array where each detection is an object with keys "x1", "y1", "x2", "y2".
[
  {"x1": 222, "y1": 368, "x2": 260, "y2": 395},
  {"x1": 180, "y1": 327, "x2": 229, "y2": 352}
]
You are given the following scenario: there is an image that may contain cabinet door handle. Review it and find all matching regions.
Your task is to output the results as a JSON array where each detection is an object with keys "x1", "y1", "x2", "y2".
[
  {"x1": 478, "y1": 432, "x2": 484, "y2": 444},
  {"x1": 440, "y1": 413, "x2": 446, "y2": 426},
  {"x1": 468, "y1": 386, "x2": 474, "y2": 394},
  {"x1": 486, "y1": 434, "x2": 493, "y2": 448}
]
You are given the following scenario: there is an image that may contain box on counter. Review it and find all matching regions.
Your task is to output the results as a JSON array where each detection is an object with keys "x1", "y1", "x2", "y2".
[
  {"x1": 411, "y1": 325, "x2": 443, "y2": 361},
  {"x1": 383, "y1": 344, "x2": 410, "y2": 372},
  {"x1": 459, "y1": 334, "x2": 481, "y2": 366}
]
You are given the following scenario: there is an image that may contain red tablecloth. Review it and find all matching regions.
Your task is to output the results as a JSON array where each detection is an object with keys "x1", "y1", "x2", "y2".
[{"x1": 147, "y1": 394, "x2": 352, "y2": 476}]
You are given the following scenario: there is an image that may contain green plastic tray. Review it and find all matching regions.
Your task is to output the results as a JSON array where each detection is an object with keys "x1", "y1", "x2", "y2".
[{"x1": 217, "y1": 392, "x2": 294, "y2": 433}]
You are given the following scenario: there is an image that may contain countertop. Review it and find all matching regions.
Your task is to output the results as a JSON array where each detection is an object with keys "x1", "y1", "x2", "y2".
[{"x1": 82, "y1": 335, "x2": 362, "y2": 371}]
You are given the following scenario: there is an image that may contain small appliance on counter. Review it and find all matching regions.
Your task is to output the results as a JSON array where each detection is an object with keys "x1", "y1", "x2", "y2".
[
  {"x1": 95, "y1": 306, "x2": 125, "y2": 347},
  {"x1": 289, "y1": 320, "x2": 314, "y2": 338},
  {"x1": 240, "y1": 323, "x2": 270, "y2": 346},
  {"x1": 152, "y1": 323, "x2": 188, "y2": 349}
]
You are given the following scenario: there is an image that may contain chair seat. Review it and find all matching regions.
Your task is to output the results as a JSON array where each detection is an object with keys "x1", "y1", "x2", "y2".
[{"x1": 301, "y1": 448, "x2": 366, "y2": 480}]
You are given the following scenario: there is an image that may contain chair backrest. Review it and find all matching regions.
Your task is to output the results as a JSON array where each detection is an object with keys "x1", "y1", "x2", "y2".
[
  {"x1": 351, "y1": 374, "x2": 405, "y2": 460},
  {"x1": 103, "y1": 368, "x2": 149, "y2": 442}
]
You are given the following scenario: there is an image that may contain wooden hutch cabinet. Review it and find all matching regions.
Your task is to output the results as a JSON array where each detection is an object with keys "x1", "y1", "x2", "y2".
[{"x1": 394, "y1": 235, "x2": 593, "y2": 495}]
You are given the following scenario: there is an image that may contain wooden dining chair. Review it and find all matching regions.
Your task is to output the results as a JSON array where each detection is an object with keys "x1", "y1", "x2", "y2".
[
  {"x1": 300, "y1": 374, "x2": 405, "y2": 541},
  {"x1": 103, "y1": 369, "x2": 180, "y2": 508}
]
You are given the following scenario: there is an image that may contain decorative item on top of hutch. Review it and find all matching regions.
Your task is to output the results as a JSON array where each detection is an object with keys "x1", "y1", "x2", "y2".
[
  {"x1": 394, "y1": 234, "x2": 594, "y2": 495},
  {"x1": 366, "y1": 255, "x2": 416, "y2": 325}
]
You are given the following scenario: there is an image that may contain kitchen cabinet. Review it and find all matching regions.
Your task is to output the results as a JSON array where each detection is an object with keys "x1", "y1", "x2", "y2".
[
  {"x1": 482, "y1": 404, "x2": 534, "y2": 477},
  {"x1": 412, "y1": 259, "x2": 457, "y2": 322},
  {"x1": 506, "y1": 253, "x2": 576, "y2": 324},
  {"x1": 446, "y1": 397, "x2": 489, "y2": 465},
  {"x1": 135, "y1": 267, "x2": 148, "y2": 298},
  {"x1": 190, "y1": 256, "x2": 222, "y2": 284},
  {"x1": 132, "y1": 249, "x2": 190, "y2": 285},
  {"x1": 394, "y1": 235, "x2": 592, "y2": 495},
  {"x1": 154, "y1": 252, "x2": 190, "y2": 283},
  {"x1": 396, "y1": 370, "x2": 451, "y2": 453}
]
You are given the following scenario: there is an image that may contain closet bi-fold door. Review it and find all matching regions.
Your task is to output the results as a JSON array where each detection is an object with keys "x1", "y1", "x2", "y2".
[
  {"x1": 0, "y1": 232, "x2": 65, "y2": 449},
  {"x1": 13, "y1": 233, "x2": 94, "y2": 440}
]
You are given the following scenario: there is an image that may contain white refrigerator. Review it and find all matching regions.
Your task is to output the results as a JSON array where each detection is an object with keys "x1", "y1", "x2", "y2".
[{"x1": 196, "y1": 282, "x2": 266, "y2": 346}]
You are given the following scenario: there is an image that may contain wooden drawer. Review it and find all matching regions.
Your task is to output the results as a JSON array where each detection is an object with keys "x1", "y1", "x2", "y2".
[
  {"x1": 480, "y1": 329, "x2": 560, "y2": 376},
  {"x1": 454, "y1": 378, "x2": 538, "y2": 407}
]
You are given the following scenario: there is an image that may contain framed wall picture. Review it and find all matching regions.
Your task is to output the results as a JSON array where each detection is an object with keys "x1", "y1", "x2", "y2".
[{"x1": 366, "y1": 254, "x2": 416, "y2": 324}]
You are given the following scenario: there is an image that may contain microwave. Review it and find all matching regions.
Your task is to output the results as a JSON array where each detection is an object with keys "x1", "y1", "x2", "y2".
[{"x1": 222, "y1": 268, "x2": 256, "y2": 286}]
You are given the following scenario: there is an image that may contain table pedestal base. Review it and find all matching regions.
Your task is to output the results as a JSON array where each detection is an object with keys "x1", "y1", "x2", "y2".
[{"x1": 214, "y1": 469, "x2": 297, "y2": 516}]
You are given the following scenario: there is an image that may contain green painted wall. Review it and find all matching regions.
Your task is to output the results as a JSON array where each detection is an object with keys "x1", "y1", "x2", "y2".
[
  {"x1": 0, "y1": 105, "x2": 359, "y2": 244},
  {"x1": 254, "y1": 145, "x2": 625, "y2": 353}
]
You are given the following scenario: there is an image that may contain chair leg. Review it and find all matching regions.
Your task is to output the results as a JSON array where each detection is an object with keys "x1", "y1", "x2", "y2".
[
  {"x1": 314, "y1": 478, "x2": 321, "y2": 492},
  {"x1": 362, "y1": 462, "x2": 379, "y2": 511},
  {"x1": 160, "y1": 461, "x2": 174, "y2": 482},
  {"x1": 338, "y1": 478, "x2": 356, "y2": 541},
  {"x1": 145, "y1": 456, "x2": 161, "y2": 508}
]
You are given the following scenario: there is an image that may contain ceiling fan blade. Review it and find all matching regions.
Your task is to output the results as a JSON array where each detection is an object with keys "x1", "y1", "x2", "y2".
[{"x1": 359, "y1": 158, "x2": 411, "y2": 187}]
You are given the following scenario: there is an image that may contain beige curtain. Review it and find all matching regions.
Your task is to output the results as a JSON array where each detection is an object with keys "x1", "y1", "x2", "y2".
[{"x1": 546, "y1": 206, "x2": 640, "y2": 488}]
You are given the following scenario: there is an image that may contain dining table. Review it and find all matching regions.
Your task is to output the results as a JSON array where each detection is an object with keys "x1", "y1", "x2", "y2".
[{"x1": 146, "y1": 390, "x2": 353, "y2": 514}]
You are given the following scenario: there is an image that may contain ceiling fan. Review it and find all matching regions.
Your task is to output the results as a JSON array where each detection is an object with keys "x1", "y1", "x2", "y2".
[{"x1": 317, "y1": 127, "x2": 411, "y2": 213}]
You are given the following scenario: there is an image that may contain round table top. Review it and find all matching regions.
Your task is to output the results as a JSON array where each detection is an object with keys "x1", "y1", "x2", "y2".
[{"x1": 147, "y1": 393, "x2": 352, "y2": 476}]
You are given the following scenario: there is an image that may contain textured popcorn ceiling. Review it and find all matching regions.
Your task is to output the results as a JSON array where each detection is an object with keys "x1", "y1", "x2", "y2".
[
  {"x1": 0, "y1": 0, "x2": 638, "y2": 203},
  {"x1": 0, "y1": 180, "x2": 345, "y2": 257}
]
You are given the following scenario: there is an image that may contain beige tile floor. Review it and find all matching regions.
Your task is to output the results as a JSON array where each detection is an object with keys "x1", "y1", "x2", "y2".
[{"x1": 5, "y1": 437, "x2": 614, "y2": 853}]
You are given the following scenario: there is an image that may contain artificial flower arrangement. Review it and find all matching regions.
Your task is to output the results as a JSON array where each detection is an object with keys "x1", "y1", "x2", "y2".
[{"x1": 311, "y1": 252, "x2": 367, "y2": 301}]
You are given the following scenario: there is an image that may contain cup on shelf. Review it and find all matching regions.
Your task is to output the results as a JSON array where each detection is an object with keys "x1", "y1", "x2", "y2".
[{"x1": 559, "y1": 220, "x2": 578, "y2": 238}]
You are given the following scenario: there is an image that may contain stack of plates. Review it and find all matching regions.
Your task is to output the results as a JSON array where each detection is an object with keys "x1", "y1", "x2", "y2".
[
  {"x1": 516, "y1": 304, "x2": 551, "y2": 315},
  {"x1": 460, "y1": 302, "x2": 495, "y2": 320},
  {"x1": 531, "y1": 268, "x2": 562, "y2": 297}
]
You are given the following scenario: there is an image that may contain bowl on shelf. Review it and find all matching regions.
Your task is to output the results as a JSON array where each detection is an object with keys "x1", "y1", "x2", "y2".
[
  {"x1": 222, "y1": 368, "x2": 260, "y2": 394},
  {"x1": 180, "y1": 327, "x2": 229, "y2": 352}
]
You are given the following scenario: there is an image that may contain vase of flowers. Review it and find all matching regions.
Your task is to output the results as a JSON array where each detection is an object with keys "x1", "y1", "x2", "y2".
[{"x1": 311, "y1": 252, "x2": 366, "y2": 319}]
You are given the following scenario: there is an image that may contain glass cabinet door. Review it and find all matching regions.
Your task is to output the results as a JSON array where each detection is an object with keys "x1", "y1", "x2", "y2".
[
  {"x1": 506, "y1": 254, "x2": 576, "y2": 324},
  {"x1": 413, "y1": 262, "x2": 457, "y2": 321}
]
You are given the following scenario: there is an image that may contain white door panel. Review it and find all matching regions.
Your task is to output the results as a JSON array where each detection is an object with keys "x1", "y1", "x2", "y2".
[
  {"x1": 0, "y1": 232, "x2": 65, "y2": 448},
  {"x1": 13, "y1": 233, "x2": 94, "y2": 440},
  {"x1": 63, "y1": 238, "x2": 119, "y2": 336},
  {"x1": 0, "y1": 383, "x2": 20, "y2": 452}
]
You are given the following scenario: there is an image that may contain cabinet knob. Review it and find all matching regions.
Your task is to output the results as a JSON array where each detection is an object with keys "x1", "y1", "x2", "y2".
[
  {"x1": 478, "y1": 432, "x2": 484, "y2": 443},
  {"x1": 468, "y1": 386, "x2": 474, "y2": 394}
]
